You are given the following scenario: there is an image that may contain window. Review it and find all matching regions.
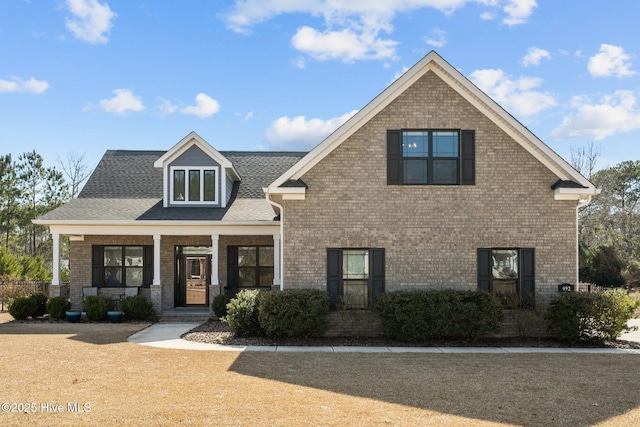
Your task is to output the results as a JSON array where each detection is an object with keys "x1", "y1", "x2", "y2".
[
  {"x1": 387, "y1": 129, "x2": 475, "y2": 186},
  {"x1": 477, "y1": 248, "x2": 535, "y2": 307},
  {"x1": 171, "y1": 167, "x2": 218, "y2": 204},
  {"x1": 402, "y1": 131, "x2": 458, "y2": 184},
  {"x1": 92, "y1": 245, "x2": 153, "y2": 287},
  {"x1": 228, "y1": 246, "x2": 274, "y2": 289},
  {"x1": 327, "y1": 248, "x2": 385, "y2": 309}
]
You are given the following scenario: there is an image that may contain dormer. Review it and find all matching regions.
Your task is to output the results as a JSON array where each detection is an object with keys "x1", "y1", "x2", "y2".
[{"x1": 154, "y1": 131, "x2": 240, "y2": 208}]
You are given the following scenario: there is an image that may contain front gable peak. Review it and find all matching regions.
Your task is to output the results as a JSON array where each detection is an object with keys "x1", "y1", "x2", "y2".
[
  {"x1": 154, "y1": 131, "x2": 239, "y2": 180},
  {"x1": 267, "y1": 51, "x2": 598, "y2": 204},
  {"x1": 155, "y1": 131, "x2": 240, "y2": 208}
]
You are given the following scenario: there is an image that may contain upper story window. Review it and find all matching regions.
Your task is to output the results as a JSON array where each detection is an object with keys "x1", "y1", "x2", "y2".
[
  {"x1": 171, "y1": 167, "x2": 218, "y2": 204},
  {"x1": 403, "y1": 130, "x2": 459, "y2": 184},
  {"x1": 387, "y1": 129, "x2": 475, "y2": 186}
]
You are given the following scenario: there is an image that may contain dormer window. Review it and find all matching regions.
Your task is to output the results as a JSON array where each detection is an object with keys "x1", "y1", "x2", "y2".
[{"x1": 171, "y1": 166, "x2": 219, "y2": 204}]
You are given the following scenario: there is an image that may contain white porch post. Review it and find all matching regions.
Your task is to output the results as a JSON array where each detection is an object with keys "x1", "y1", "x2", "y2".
[
  {"x1": 273, "y1": 233, "x2": 281, "y2": 288},
  {"x1": 51, "y1": 233, "x2": 61, "y2": 286},
  {"x1": 211, "y1": 234, "x2": 219, "y2": 285},
  {"x1": 151, "y1": 234, "x2": 162, "y2": 313},
  {"x1": 153, "y1": 234, "x2": 161, "y2": 285}
]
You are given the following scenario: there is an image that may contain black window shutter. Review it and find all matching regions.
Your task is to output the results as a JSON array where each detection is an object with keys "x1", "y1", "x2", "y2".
[
  {"x1": 387, "y1": 130, "x2": 402, "y2": 185},
  {"x1": 461, "y1": 130, "x2": 475, "y2": 185},
  {"x1": 327, "y1": 248, "x2": 341, "y2": 309},
  {"x1": 143, "y1": 246, "x2": 154, "y2": 286},
  {"x1": 477, "y1": 248, "x2": 491, "y2": 292},
  {"x1": 371, "y1": 248, "x2": 385, "y2": 300},
  {"x1": 520, "y1": 248, "x2": 535, "y2": 306},
  {"x1": 91, "y1": 246, "x2": 103, "y2": 287},
  {"x1": 227, "y1": 246, "x2": 238, "y2": 296}
]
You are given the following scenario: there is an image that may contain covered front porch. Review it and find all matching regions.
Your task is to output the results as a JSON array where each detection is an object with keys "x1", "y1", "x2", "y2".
[{"x1": 47, "y1": 222, "x2": 282, "y2": 314}]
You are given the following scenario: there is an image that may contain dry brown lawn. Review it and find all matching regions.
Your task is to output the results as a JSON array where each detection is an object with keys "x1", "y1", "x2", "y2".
[{"x1": 1, "y1": 312, "x2": 639, "y2": 427}]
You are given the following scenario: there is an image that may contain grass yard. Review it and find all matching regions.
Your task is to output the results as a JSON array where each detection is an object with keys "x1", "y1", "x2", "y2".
[{"x1": 1, "y1": 312, "x2": 639, "y2": 427}]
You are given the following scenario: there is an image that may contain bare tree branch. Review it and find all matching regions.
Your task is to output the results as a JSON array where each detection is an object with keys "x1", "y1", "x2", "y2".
[
  {"x1": 58, "y1": 152, "x2": 92, "y2": 199},
  {"x1": 570, "y1": 140, "x2": 601, "y2": 181}
]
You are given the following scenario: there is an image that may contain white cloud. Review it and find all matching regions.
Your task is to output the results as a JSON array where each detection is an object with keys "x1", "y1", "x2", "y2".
[
  {"x1": 157, "y1": 98, "x2": 178, "y2": 115},
  {"x1": 588, "y1": 44, "x2": 636, "y2": 78},
  {"x1": 392, "y1": 66, "x2": 410, "y2": 83},
  {"x1": 480, "y1": 11, "x2": 495, "y2": 20},
  {"x1": 266, "y1": 110, "x2": 358, "y2": 150},
  {"x1": 552, "y1": 90, "x2": 640, "y2": 140},
  {"x1": 503, "y1": 0, "x2": 537, "y2": 26},
  {"x1": 180, "y1": 93, "x2": 221, "y2": 118},
  {"x1": 469, "y1": 68, "x2": 556, "y2": 117},
  {"x1": 223, "y1": 1, "x2": 537, "y2": 63},
  {"x1": 98, "y1": 89, "x2": 144, "y2": 114},
  {"x1": 65, "y1": 0, "x2": 116, "y2": 44},
  {"x1": 235, "y1": 111, "x2": 255, "y2": 121},
  {"x1": 292, "y1": 56, "x2": 306, "y2": 69},
  {"x1": 292, "y1": 26, "x2": 397, "y2": 62},
  {"x1": 522, "y1": 47, "x2": 550, "y2": 67},
  {"x1": 0, "y1": 76, "x2": 49, "y2": 94},
  {"x1": 424, "y1": 27, "x2": 446, "y2": 48}
]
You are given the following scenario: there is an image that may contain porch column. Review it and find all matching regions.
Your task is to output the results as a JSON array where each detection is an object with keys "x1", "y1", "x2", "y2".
[
  {"x1": 150, "y1": 234, "x2": 162, "y2": 314},
  {"x1": 211, "y1": 234, "x2": 219, "y2": 285},
  {"x1": 52, "y1": 233, "x2": 61, "y2": 286},
  {"x1": 153, "y1": 235, "x2": 161, "y2": 285},
  {"x1": 273, "y1": 234, "x2": 281, "y2": 288},
  {"x1": 210, "y1": 235, "x2": 220, "y2": 311},
  {"x1": 50, "y1": 233, "x2": 62, "y2": 298}
]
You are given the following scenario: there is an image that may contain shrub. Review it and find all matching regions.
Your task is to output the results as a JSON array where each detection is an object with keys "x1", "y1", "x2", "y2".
[
  {"x1": 212, "y1": 294, "x2": 232, "y2": 318},
  {"x1": 375, "y1": 289, "x2": 504, "y2": 342},
  {"x1": 258, "y1": 289, "x2": 330, "y2": 339},
  {"x1": 46, "y1": 296, "x2": 71, "y2": 320},
  {"x1": 545, "y1": 289, "x2": 640, "y2": 344},
  {"x1": 223, "y1": 289, "x2": 263, "y2": 337},
  {"x1": 120, "y1": 295, "x2": 155, "y2": 321},
  {"x1": 8, "y1": 296, "x2": 33, "y2": 320},
  {"x1": 7, "y1": 292, "x2": 48, "y2": 320},
  {"x1": 30, "y1": 292, "x2": 48, "y2": 317},
  {"x1": 83, "y1": 295, "x2": 113, "y2": 321}
]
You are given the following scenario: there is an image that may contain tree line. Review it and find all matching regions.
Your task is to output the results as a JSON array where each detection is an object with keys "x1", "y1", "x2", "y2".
[
  {"x1": 572, "y1": 143, "x2": 640, "y2": 288},
  {"x1": 0, "y1": 151, "x2": 90, "y2": 280}
]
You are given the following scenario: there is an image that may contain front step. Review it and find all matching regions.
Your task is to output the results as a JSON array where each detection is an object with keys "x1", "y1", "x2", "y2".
[{"x1": 159, "y1": 309, "x2": 211, "y2": 323}]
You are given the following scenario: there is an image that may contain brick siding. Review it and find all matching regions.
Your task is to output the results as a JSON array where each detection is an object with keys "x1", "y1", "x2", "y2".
[
  {"x1": 282, "y1": 70, "x2": 577, "y2": 303},
  {"x1": 67, "y1": 234, "x2": 275, "y2": 311}
]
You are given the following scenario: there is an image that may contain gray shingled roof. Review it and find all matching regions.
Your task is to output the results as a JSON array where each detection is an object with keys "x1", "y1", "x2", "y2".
[{"x1": 39, "y1": 149, "x2": 306, "y2": 222}]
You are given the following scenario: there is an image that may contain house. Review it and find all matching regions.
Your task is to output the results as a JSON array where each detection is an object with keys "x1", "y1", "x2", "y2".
[{"x1": 35, "y1": 51, "x2": 598, "y2": 314}]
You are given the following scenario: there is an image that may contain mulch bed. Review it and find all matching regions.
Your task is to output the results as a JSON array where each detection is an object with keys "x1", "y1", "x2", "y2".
[{"x1": 182, "y1": 319, "x2": 640, "y2": 349}]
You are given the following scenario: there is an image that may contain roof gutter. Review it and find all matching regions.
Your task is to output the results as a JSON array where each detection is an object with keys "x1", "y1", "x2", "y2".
[{"x1": 264, "y1": 188, "x2": 284, "y2": 291}]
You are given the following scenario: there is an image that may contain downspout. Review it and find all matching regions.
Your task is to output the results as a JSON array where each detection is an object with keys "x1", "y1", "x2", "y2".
[
  {"x1": 575, "y1": 195, "x2": 594, "y2": 289},
  {"x1": 265, "y1": 190, "x2": 284, "y2": 291}
]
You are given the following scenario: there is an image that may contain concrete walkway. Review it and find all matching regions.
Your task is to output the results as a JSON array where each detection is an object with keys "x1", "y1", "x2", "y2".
[{"x1": 128, "y1": 320, "x2": 640, "y2": 354}]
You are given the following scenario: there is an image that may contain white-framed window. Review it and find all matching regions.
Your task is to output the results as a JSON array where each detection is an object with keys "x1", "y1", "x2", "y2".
[{"x1": 170, "y1": 166, "x2": 219, "y2": 204}]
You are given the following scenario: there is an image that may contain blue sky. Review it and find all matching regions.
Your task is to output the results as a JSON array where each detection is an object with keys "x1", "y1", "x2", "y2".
[{"x1": 1, "y1": 1, "x2": 639, "y2": 173}]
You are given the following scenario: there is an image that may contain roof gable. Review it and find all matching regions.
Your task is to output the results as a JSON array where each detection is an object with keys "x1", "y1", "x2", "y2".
[
  {"x1": 154, "y1": 131, "x2": 240, "y2": 180},
  {"x1": 267, "y1": 51, "x2": 598, "y2": 202}
]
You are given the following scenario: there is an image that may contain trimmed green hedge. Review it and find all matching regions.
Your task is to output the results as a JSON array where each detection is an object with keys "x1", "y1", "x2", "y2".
[
  {"x1": 120, "y1": 295, "x2": 155, "y2": 321},
  {"x1": 46, "y1": 296, "x2": 71, "y2": 320},
  {"x1": 83, "y1": 295, "x2": 113, "y2": 321},
  {"x1": 212, "y1": 294, "x2": 232, "y2": 318},
  {"x1": 8, "y1": 292, "x2": 48, "y2": 320},
  {"x1": 545, "y1": 289, "x2": 639, "y2": 344},
  {"x1": 258, "y1": 289, "x2": 330, "y2": 339},
  {"x1": 223, "y1": 290, "x2": 263, "y2": 337},
  {"x1": 375, "y1": 289, "x2": 504, "y2": 341}
]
